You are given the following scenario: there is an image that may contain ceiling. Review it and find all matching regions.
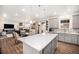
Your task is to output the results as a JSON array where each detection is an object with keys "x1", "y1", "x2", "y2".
[{"x1": 0, "y1": 5, "x2": 79, "y2": 23}]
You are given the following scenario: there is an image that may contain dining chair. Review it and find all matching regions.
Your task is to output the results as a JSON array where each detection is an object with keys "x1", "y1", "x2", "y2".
[{"x1": 13, "y1": 32, "x2": 22, "y2": 44}]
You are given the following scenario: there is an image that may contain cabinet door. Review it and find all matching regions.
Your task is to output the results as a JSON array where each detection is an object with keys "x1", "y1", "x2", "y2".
[
  {"x1": 58, "y1": 33, "x2": 65, "y2": 41},
  {"x1": 77, "y1": 35, "x2": 79, "y2": 45},
  {"x1": 52, "y1": 38, "x2": 57, "y2": 53},
  {"x1": 72, "y1": 15, "x2": 79, "y2": 28},
  {"x1": 64, "y1": 34, "x2": 77, "y2": 44},
  {"x1": 43, "y1": 36, "x2": 58, "y2": 54},
  {"x1": 59, "y1": 33, "x2": 77, "y2": 44},
  {"x1": 70, "y1": 35, "x2": 77, "y2": 44},
  {"x1": 64, "y1": 34, "x2": 71, "y2": 43},
  {"x1": 48, "y1": 18, "x2": 58, "y2": 29},
  {"x1": 43, "y1": 42, "x2": 52, "y2": 54}
]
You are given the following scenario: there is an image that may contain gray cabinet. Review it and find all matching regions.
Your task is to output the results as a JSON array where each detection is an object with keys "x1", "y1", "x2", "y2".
[
  {"x1": 70, "y1": 35, "x2": 77, "y2": 44},
  {"x1": 48, "y1": 18, "x2": 59, "y2": 29},
  {"x1": 59, "y1": 33, "x2": 78, "y2": 45},
  {"x1": 72, "y1": 15, "x2": 79, "y2": 28},
  {"x1": 43, "y1": 36, "x2": 58, "y2": 54},
  {"x1": 43, "y1": 41, "x2": 52, "y2": 54},
  {"x1": 64, "y1": 34, "x2": 70, "y2": 43},
  {"x1": 77, "y1": 35, "x2": 79, "y2": 45},
  {"x1": 52, "y1": 37, "x2": 58, "y2": 53},
  {"x1": 65, "y1": 34, "x2": 77, "y2": 44},
  {"x1": 58, "y1": 33, "x2": 65, "y2": 41}
]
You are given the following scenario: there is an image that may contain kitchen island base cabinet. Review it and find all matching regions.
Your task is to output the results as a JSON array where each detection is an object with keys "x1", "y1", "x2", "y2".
[
  {"x1": 43, "y1": 37, "x2": 57, "y2": 54},
  {"x1": 23, "y1": 37, "x2": 57, "y2": 54},
  {"x1": 22, "y1": 34, "x2": 58, "y2": 54},
  {"x1": 43, "y1": 41, "x2": 52, "y2": 54},
  {"x1": 23, "y1": 43, "x2": 41, "y2": 54}
]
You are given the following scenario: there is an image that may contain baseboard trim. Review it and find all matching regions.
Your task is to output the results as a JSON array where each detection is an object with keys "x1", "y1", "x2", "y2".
[{"x1": 58, "y1": 40, "x2": 79, "y2": 47}]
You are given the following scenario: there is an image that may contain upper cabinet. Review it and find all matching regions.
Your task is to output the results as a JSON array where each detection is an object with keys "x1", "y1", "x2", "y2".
[
  {"x1": 59, "y1": 15, "x2": 73, "y2": 29},
  {"x1": 48, "y1": 16, "x2": 59, "y2": 29},
  {"x1": 72, "y1": 14, "x2": 79, "y2": 29},
  {"x1": 60, "y1": 19, "x2": 70, "y2": 29}
]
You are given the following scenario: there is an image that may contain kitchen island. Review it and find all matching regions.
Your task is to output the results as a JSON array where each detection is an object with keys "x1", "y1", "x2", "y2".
[{"x1": 19, "y1": 33, "x2": 58, "y2": 54}]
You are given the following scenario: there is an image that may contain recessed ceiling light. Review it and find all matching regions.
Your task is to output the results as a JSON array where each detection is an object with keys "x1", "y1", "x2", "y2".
[
  {"x1": 22, "y1": 8, "x2": 25, "y2": 11},
  {"x1": 35, "y1": 14, "x2": 39, "y2": 17},
  {"x1": 67, "y1": 8, "x2": 71, "y2": 12},
  {"x1": 3, "y1": 13, "x2": 7, "y2": 17},
  {"x1": 30, "y1": 20, "x2": 33, "y2": 24},
  {"x1": 16, "y1": 13, "x2": 18, "y2": 16},
  {"x1": 38, "y1": 22, "x2": 41, "y2": 25},
  {"x1": 53, "y1": 12, "x2": 57, "y2": 15}
]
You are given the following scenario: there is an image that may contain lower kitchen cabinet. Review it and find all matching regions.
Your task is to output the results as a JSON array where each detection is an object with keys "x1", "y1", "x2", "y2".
[
  {"x1": 43, "y1": 41, "x2": 52, "y2": 54},
  {"x1": 65, "y1": 34, "x2": 77, "y2": 44},
  {"x1": 77, "y1": 35, "x2": 79, "y2": 45},
  {"x1": 70, "y1": 34, "x2": 77, "y2": 44},
  {"x1": 64, "y1": 34, "x2": 71, "y2": 43},
  {"x1": 58, "y1": 33, "x2": 65, "y2": 41},
  {"x1": 52, "y1": 37, "x2": 58, "y2": 53},
  {"x1": 43, "y1": 37, "x2": 58, "y2": 54},
  {"x1": 58, "y1": 33, "x2": 78, "y2": 45}
]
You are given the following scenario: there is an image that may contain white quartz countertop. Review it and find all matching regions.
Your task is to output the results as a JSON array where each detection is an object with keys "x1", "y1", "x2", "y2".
[
  {"x1": 19, "y1": 33, "x2": 58, "y2": 51},
  {"x1": 55, "y1": 31, "x2": 79, "y2": 35}
]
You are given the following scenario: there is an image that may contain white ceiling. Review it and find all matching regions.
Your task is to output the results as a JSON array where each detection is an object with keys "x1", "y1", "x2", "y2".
[{"x1": 0, "y1": 5, "x2": 79, "y2": 23}]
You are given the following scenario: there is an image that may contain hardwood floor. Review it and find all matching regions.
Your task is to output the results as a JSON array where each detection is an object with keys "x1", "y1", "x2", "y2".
[
  {"x1": 0, "y1": 37, "x2": 79, "y2": 54},
  {"x1": 0, "y1": 37, "x2": 23, "y2": 54},
  {"x1": 55, "y1": 41, "x2": 79, "y2": 54}
]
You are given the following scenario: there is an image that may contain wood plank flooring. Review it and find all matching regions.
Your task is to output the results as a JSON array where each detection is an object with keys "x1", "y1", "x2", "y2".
[
  {"x1": 55, "y1": 41, "x2": 79, "y2": 54},
  {"x1": 0, "y1": 37, "x2": 23, "y2": 54},
  {"x1": 0, "y1": 37, "x2": 79, "y2": 54}
]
